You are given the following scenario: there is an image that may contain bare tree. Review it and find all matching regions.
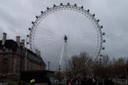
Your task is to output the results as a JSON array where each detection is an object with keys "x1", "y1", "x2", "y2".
[
  {"x1": 67, "y1": 52, "x2": 92, "y2": 78},
  {"x1": 113, "y1": 57, "x2": 126, "y2": 78},
  {"x1": 55, "y1": 71, "x2": 65, "y2": 81},
  {"x1": 92, "y1": 55, "x2": 113, "y2": 78},
  {"x1": 66, "y1": 53, "x2": 128, "y2": 80}
]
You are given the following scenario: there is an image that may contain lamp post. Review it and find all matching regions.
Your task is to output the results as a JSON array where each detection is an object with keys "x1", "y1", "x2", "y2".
[
  {"x1": 58, "y1": 65, "x2": 61, "y2": 85},
  {"x1": 99, "y1": 55, "x2": 102, "y2": 80},
  {"x1": 25, "y1": 35, "x2": 29, "y2": 70},
  {"x1": 2, "y1": 33, "x2": 7, "y2": 85},
  {"x1": 64, "y1": 35, "x2": 68, "y2": 78},
  {"x1": 2, "y1": 46, "x2": 5, "y2": 85},
  {"x1": 48, "y1": 61, "x2": 50, "y2": 71}
]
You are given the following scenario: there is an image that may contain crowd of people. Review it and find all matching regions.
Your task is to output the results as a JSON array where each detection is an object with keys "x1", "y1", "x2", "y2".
[
  {"x1": 67, "y1": 77, "x2": 96, "y2": 85},
  {"x1": 66, "y1": 77, "x2": 114, "y2": 85}
]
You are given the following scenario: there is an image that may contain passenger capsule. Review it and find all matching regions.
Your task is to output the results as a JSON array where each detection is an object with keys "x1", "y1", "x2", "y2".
[
  {"x1": 31, "y1": 21, "x2": 34, "y2": 24},
  {"x1": 41, "y1": 11, "x2": 44, "y2": 14},
  {"x1": 60, "y1": 3, "x2": 63, "y2": 6},
  {"x1": 74, "y1": 4, "x2": 77, "y2": 7},
  {"x1": 103, "y1": 40, "x2": 106, "y2": 42},
  {"x1": 87, "y1": 9, "x2": 90, "y2": 12},
  {"x1": 36, "y1": 16, "x2": 38, "y2": 19},
  {"x1": 100, "y1": 26, "x2": 103, "y2": 29},
  {"x1": 102, "y1": 32, "x2": 105, "y2": 35},
  {"x1": 81, "y1": 6, "x2": 83, "y2": 9},
  {"x1": 67, "y1": 3, "x2": 70, "y2": 5},
  {"x1": 102, "y1": 47, "x2": 105, "y2": 50},
  {"x1": 27, "y1": 35, "x2": 29, "y2": 37},
  {"x1": 53, "y1": 4, "x2": 56, "y2": 7},
  {"x1": 97, "y1": 19, "x2": 100, "y2": 22},
  {"x1": 47, "y1": 7, "x2": 49, "y2": 10},
  {"x1": 28, "y1": 28, "x2": 31, "y2": 30},
  {"x1": 92, "y1": 14, "x2": 95, "y2": 17}
]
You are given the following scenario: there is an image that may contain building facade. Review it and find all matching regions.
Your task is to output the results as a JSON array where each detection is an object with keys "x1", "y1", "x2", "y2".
[{"x1": 0, "y1": 34, "x2": 46, "y2": 81}]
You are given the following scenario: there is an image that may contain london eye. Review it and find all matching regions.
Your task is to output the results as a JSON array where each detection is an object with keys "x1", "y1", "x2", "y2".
[{"x1": 28, "y1": 3, "x2": 105, "y2": 70}]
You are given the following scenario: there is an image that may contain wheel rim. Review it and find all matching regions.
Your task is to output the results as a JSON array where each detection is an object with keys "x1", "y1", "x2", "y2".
[{"x1": 28, "y1": 3, "x2": 105, "y2": 70}]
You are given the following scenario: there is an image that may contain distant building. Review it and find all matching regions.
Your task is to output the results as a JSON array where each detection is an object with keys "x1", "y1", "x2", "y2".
[{"x1": 0, "y1": 33, "x2": 46, "y2": 81}]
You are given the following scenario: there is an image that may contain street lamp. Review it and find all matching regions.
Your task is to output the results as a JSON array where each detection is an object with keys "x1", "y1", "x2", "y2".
[
  {"x1": 25, "y1": 35, "x2": 29, "y2": 70},
  {"x1": 48, "y1": 61, "x2": 50, "y2": 71},
  {"x1": 2, "y1": 32, "x2": 7, "y2": 85},
  {"x1": 58, "y1": 65, "x2": 61, "y2": 85}
]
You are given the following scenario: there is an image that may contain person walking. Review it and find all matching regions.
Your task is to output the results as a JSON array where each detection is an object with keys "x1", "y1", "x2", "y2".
[
  {"x1": 67, "y1": 79, "x2": 71, "y2": 85},
  {"x1": 30, "y1": 79, "x2": 36, "y2": 85}
]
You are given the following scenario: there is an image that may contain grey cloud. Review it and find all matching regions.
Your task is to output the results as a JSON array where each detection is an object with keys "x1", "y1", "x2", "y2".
[{"x1": 0, "y1": 0, "x2": 128, "y2": 70}]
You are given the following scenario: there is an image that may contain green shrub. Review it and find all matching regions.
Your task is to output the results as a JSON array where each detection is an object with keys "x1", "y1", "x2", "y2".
[
  {"x1": 17, "y1": 80, "x2": 28, "y2": 85},
  {"x1": 7, "y1": 81, "x2": 17, "y2": 85}
]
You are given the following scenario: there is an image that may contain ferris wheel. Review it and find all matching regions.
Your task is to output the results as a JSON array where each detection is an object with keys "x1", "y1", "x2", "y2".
[{"x1": 28, "y1": 3, "x2": 105, "y2": 70}]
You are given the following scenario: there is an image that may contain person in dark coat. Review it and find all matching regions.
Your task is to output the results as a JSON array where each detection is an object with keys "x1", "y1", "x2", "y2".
[{"x1": 46, "y1": 77, "x2": 51, "y2": 85}]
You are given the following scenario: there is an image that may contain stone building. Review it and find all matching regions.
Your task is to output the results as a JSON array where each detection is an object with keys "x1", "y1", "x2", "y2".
[{"x1": 0, "y1": 33, "x2": 46, "y2": 81}]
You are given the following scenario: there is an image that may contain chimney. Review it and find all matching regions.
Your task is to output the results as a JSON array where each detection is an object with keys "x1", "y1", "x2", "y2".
[
  {"x1": 35, "y1": 49, "x2": 41, "y2": 57},
  {"x1": 35, "y1": 49, "x2": 38, "y2": 56},
  {"x1": 38, "y1": 51, "x2": 41, "y2": 57},
  {"x1": 16, "y1": 36, "x2": 20, "y2": 47},
  {"x1": 20, "y1": 39, "x2": 25, "y2": 47},
  {"x1": 2, "y1": 32, "x2": 7, "y2": 45}
]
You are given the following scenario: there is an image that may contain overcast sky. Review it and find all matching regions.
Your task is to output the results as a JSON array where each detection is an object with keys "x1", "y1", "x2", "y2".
[{"x1": 0, "y1": 0, "x2": 128, "y2": 69}]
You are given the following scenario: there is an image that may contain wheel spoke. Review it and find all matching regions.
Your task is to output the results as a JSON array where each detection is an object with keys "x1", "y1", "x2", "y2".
[{"x1": 29, "y1": 4, "x2": 104, "y2": 70}]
